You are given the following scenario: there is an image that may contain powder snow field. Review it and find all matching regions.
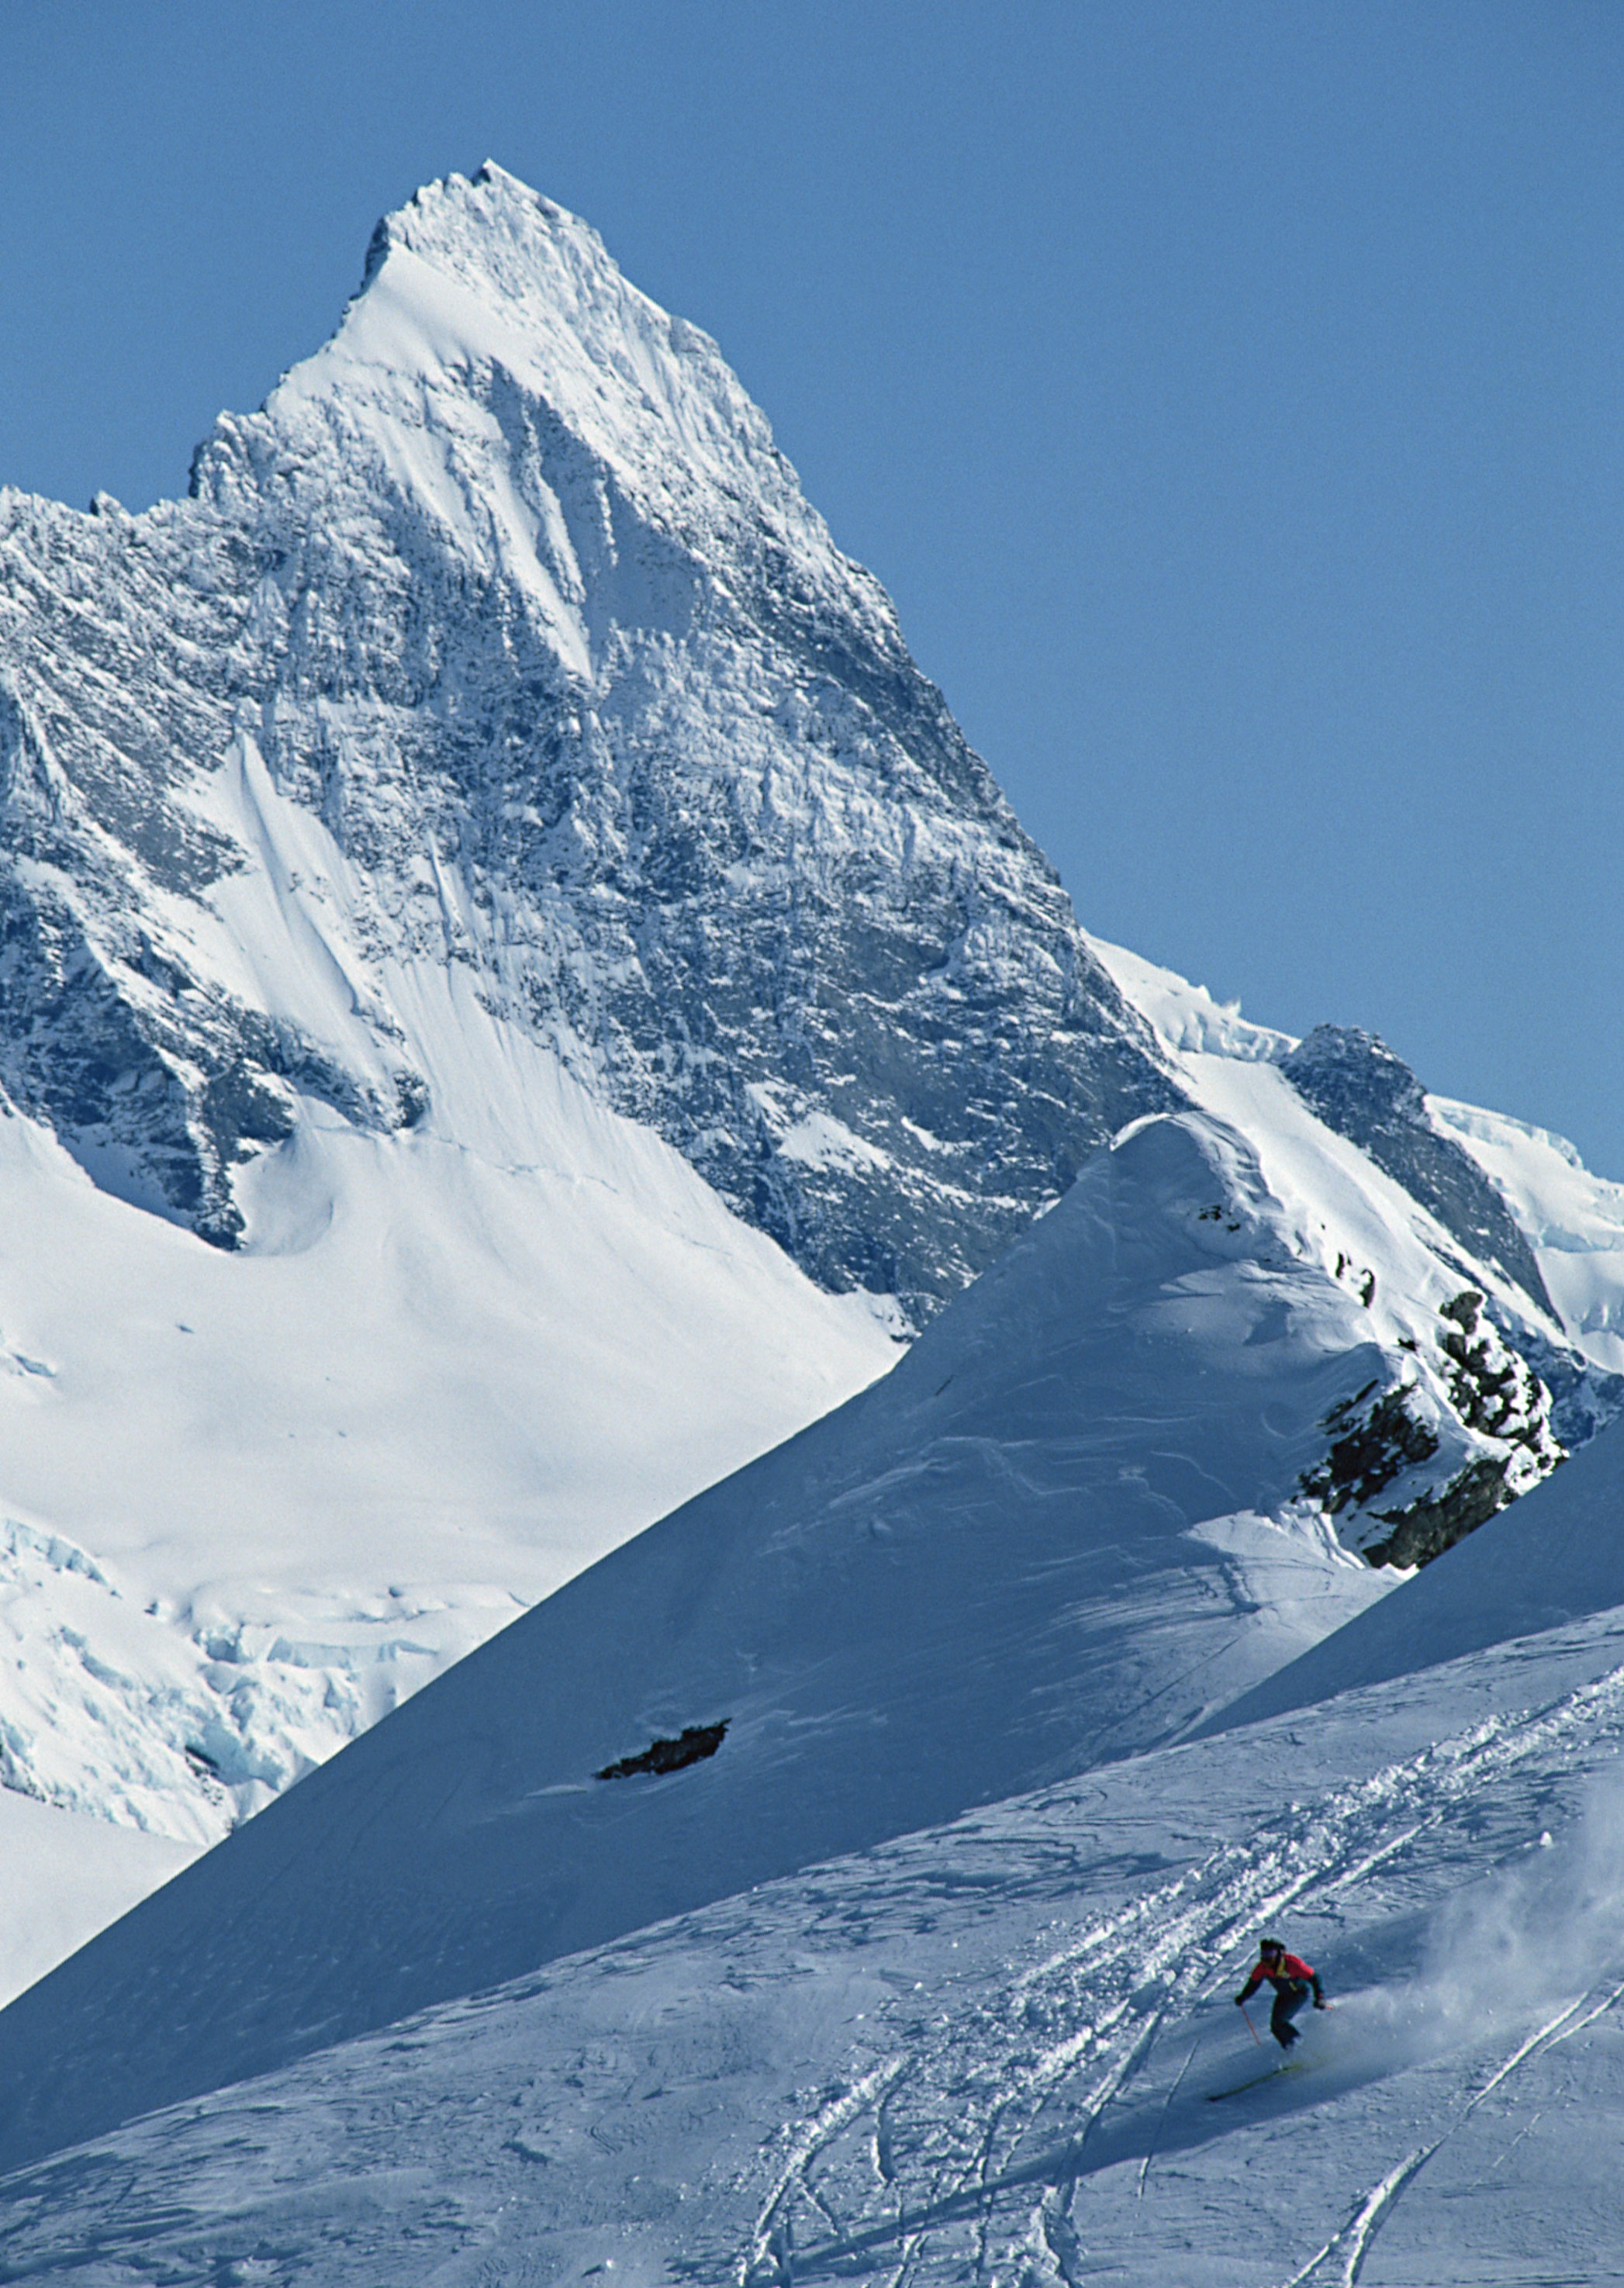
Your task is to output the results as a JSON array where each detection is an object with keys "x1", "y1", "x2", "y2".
[
  {"x1": 7, "y1": 1028, "x2": 1624, "y2": 2279},
  {"x1": 5, "y1": 1478, "x2": 1624, "y2": 2283}
]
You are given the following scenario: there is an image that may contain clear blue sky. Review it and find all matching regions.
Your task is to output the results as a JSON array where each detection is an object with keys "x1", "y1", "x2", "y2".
[{"x1": 4, "y1": 2, "x2": 1622, "y2": 1169}]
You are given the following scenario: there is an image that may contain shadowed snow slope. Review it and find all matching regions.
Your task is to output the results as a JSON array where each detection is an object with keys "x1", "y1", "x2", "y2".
[
  {"x1": 0, "y1": 1109, "x2": 1409, "y2": 2169},
  {"x1": 7, "y1": 1537, "x2": 1624, "y2": 2283},
  {"x1": 1208, "y1": 1411, "x2": 1624, "y2": 1736}
]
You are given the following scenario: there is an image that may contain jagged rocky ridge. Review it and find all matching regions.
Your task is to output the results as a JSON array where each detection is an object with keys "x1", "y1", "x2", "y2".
[
  {"x1": 0, "y1": 163, "x2": 1177, "y2": 1324},
  {"x1": 1282, "y1": 1025, "x2": 1556, "y2": 1319}
]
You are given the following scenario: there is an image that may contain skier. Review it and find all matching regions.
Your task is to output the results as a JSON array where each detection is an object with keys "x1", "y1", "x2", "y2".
[{"x1": 1235, "y1": 1936, "x2": 1326, "y2": 2049}]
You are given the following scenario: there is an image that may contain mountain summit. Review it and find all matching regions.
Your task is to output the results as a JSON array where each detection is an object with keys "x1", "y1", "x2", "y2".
[{"x1": 2, "y1": 161, "x2": 1174, "y2": 1320}]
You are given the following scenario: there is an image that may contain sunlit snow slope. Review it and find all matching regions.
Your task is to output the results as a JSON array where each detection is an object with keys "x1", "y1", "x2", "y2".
[
  {"x1": 0, "y1": 1793, "x2": 190, "y2": 2014},
  {"x1": 1095, "y1": 932, "x2": 1624, "y2": 1393}
]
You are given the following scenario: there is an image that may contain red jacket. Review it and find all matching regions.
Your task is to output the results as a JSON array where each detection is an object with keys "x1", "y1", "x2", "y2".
[{"x1": 1239, "y1": 1952, "x2": 1321, "y2": 1999}]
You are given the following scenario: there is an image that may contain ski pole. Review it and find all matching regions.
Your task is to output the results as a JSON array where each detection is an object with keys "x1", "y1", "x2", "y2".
[{"x1": 1239, "y1": 2001, "x2": 1263, "y2": 2047}]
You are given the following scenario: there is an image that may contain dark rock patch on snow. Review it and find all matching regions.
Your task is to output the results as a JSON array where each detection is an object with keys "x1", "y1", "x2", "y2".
[
  {"x1": 595, "y1": 1720, "x2": 727, "y2": 1780},
  {"x1": 1363, "y1": 1453, "x2": 1521, "y2": 1570},
  {"x1": 1298, "y1": 1382, "x2": 1440, "y2": 1516}
]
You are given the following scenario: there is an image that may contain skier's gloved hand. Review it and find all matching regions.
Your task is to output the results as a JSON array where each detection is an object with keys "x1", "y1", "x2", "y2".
[
  {"x1": 1313, "y1": 1998, "x2": 1328, "y2": 2010},
  {"x1": 1234, "y1": 1993, "x2": 1247, "y2": 2006}
]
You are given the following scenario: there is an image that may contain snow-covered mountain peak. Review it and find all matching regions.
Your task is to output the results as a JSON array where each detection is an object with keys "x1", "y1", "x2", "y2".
[
  {"x1": 348, "y1": 163, "x2": 772, "y2": 472},
  {"x1": 4, "y1": 160, "x2": 1624, "y2": 2002},
  {"x1": 3, "y1": 161, "x2": 1174, "y2": 1315},
  {"x1": 199, "y1": 159, "x2": 885, "y2": 676},
  {"x1": 0, "y1": 162, "x2": 1193, "y2": 1876}
]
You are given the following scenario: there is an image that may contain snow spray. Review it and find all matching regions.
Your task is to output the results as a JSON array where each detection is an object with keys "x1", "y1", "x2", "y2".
[{"x1": 1332, "y1": 1756, "x2": 1624, "y2": 2075}]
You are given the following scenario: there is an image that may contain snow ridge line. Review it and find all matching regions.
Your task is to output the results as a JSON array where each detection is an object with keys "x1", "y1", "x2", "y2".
[{"x1": 735, "y1": 1663, "x2": 1624, "y2": 2285}]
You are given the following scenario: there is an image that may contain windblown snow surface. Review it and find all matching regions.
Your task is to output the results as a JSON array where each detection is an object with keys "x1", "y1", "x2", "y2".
[
  {"x1": 9, "y1": 1111, "x2": 1624, "y2": 2282},
  {"x1": 0, "y1": 1108, "x2": 1398, "y2": 2159},
  {"x1": 8, "y1": 1307, "x2": 1624, "y2": 2280}
]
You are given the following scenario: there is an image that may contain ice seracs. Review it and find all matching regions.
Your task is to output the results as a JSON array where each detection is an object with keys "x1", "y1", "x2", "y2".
[{"x1": 0, "y1": 1032, "x2": 897, "y2": 1855}]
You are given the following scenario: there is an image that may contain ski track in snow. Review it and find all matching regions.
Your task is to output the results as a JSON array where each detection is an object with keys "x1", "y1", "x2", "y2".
[
  {"x1": 5, "y1": 1631, "x2": 1624, "y2": 2284},
  {"x1": 1277, "y1": 1979, "x2": 1624, "y2": 2288},
  {"x1": 736, "y1": 1663, "x2": 1624, "y2": 2288}
]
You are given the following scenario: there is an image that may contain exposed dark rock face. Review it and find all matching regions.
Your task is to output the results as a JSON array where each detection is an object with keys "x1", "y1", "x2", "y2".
[
  {"x1": 1363, "y1": 1457, "x2": 1522, "y2": 1571},
  {"x1": 1281, "y1": 1026, "x2": 1556, "y2": 1320},
  {"x1": 1299, "y1": 1381, "x2": 1441, "y2": 1516},
  {"x1": 1299, "y1": 1287, "x2": 1564, "y2": 1569},
  {"x1": 595, "y1": 1720, "x2": 727, "y2": 1780}
]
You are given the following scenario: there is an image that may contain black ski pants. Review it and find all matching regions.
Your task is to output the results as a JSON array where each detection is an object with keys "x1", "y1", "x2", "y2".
[{"x1": 1270, "y1": 1979, "x2": 1311, "y2": 2048}]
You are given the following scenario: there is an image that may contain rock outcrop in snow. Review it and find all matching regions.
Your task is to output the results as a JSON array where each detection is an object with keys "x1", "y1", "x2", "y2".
[
  {"x1": 1280, "y1": 1024, "x2": 1555, "y2": 1318},
  {"x1": 1091, "y1": 935, "x2": 1624, "y2": 1540}
]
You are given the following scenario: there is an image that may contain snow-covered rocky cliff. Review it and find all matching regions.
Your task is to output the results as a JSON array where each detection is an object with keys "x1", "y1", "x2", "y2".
[
  {"x1": 1091, "y1": 936, "x2": 1624, "y2": 1551},
  {"x1": 0, "y1": 161, "x2": 1185, "y2": 1888},
  {"x1": 1, "y1": 162, "x2": 1622, "y2": 1927},
  {"x1": 0, "y1": 161, "x2": 1173, "y2": 1321}
]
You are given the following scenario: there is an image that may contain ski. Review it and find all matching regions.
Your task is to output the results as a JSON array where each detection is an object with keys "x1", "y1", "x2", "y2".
[{"x1": 1206, "y1": 2059, "x2": 1308, "y2": 2101}]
